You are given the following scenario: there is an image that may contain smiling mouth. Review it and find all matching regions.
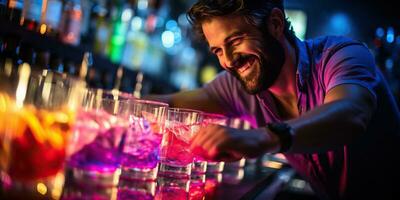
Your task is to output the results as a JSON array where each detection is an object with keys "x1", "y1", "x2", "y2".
[{"x1": 236, "y1": 56, "x2": 256, "y2": 74}]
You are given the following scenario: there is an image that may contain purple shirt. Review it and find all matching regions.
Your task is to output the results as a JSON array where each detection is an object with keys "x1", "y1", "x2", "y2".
[{"x1": 204, "y1": 36, "x2": 400, "y2": 200}]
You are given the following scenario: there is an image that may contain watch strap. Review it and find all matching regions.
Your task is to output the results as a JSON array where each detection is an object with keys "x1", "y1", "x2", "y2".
[{"x1": 266, "y1": 122, "x2": 293, "y2": 153}]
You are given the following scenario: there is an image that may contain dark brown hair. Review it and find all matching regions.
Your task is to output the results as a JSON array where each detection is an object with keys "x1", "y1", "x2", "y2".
[{"x1": 187, "y1": 0, "x2": 296, "y2": 45}]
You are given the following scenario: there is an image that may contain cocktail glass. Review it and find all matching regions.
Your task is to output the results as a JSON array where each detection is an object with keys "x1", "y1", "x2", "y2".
[
  {"x1": 120, "y1": 99, "x2": 168, "y2": 180},
  {"x1": 199, "y1": 113, "x2": 228, "y2": 174},
  {"x1": 159, "y1": 108, "x2": 203, "y2": 178},
  {"x1": 0, "y1": 66, "x2": 85, "y2": 200},
  {"x1": 223, "y1": 118, "x2": 251, "y2": 170},
  {"x1": 66, "y1": 89, "x2": 132, "y2": 186}
]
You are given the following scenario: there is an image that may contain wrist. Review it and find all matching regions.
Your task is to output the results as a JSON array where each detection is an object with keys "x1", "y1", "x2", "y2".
[{"x1": 266, "y1": 122, "x2": 294, "y2": 153}]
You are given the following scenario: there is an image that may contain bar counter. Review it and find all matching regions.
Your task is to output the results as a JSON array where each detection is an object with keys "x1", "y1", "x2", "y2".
[
  {"x1": 1, "y1": 154, "x2": 318, "y2": 200},
  {"x1": 59, "y1": 157, "x2": 304, "y2": 200}
]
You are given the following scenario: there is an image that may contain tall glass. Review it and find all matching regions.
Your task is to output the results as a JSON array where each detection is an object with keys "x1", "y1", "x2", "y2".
[
  {"x1": 120, "y1": 99, "x2": 168, "y2": 181},
  {"x1": 223, "y1": 118, "x2": 251, "y2": 170},
  {"x1": 159, "y1": 108, "x2": 203, "y2": 178},
  {"x1": 0, "y1": 65, "x2": 85, "y2": 200},
  {"x1": 202, "y1": 113, "x2": 228, "y2": 174},
  {"x1": 66, "y1": 89, "x2": 132, "y2": 187}
]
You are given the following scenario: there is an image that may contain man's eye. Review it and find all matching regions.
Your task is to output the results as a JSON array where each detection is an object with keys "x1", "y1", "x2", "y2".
[
  {"x1": 213, "y1": 49, "x2": 222, "y2": 56},
  {"x1": 231, "y1": 38, "x2": 243, "y2": 46}
]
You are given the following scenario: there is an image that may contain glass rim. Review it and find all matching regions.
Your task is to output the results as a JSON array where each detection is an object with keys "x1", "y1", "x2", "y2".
[
  {"x1": 133, "y1": 99, "x2": 169, "y2": 107},
  {"x1": 203, "y1": 112, "x2": 227, "y2": 119},
  {"x1": 168, "y1": 107, "x2": 204, "y2": 115},
  {"x1": 86, "y1": 88, "x2": 135, "y2": 99}
]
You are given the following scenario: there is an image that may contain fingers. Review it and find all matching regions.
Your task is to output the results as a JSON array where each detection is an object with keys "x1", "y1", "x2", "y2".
[{"x1": 190, "y1": 124, "x2": 241, "y2": 161}]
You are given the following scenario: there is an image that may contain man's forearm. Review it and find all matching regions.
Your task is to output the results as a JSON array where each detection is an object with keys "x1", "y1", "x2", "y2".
[{"x1": 286, "y1": 99, "x2": 371, "y2": 153}]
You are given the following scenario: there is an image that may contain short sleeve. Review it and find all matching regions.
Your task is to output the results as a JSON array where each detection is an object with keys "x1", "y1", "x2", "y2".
[{"x1": 323, "y1": 44, "x2": 379, "y2": 100}]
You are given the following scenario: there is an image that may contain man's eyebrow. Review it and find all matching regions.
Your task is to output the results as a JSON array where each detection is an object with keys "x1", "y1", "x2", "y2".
[{"x1": 209, "y1": 31, "x2": 245, "y2": 52}]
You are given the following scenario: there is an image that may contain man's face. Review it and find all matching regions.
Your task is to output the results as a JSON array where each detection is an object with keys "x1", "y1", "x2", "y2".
[{"x1": 202, "y1": 15, "x2": 285, "y2": 94}]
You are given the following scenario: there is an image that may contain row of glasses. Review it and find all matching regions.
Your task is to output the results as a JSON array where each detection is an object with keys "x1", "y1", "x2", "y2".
[
  {"x1": 0, "y1": 62, "x2": 250, "y2": 199},
  {"x1": 0, "y1": 64, "x2": 171, "y2": 199},
  {"x1": 63, "y1": 89, "x2": 169, "y2": 199}
]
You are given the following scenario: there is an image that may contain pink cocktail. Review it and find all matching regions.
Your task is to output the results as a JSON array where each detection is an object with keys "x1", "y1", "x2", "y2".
[
  {"x1": 162, "y1": 124, "x2": 196, "y2": 166},
  {"x1": 159, "y1": 108, "x2": 203, "y2": 178}
]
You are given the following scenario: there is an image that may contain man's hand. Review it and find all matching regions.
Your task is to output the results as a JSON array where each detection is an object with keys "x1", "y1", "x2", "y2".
[{"x1": 190, "y1": 124, "x2": 280, "y2": 161}]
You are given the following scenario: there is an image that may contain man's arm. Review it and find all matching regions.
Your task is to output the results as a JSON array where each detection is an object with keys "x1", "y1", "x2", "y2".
[
  {"x1": 144, "y1": 88, "x2": 226, "y2": 114},
  {"x1": 286, "y1": 83, "x2": 376, "y2": 153},
  {"x1": 190, "y1": 83, "x2": 376, "y2": 160}
]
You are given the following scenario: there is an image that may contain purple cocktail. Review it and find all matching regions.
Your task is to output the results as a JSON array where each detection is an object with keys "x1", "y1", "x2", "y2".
[
  {"x1": 121, "y1": 117, "x2": 163, "y2": 177},
  {"x1": 119, "y1": 99, "x2": 168, "y2": 180},
  {"x1": 67, "y1": 106, "x2": 129, "y2": 185}
]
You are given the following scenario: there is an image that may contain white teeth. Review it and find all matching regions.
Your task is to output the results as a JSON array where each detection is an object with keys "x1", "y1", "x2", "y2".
[
  {"x1": 239, "y1": 63, "x2": 250, "y2": 73},
  {"x1": 238, "y1": 57, "x2": 254, "y2": 74}
]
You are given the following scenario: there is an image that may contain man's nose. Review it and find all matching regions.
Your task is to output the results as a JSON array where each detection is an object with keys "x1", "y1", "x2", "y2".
[{"x1": 223, "y1": 50, "x2": 237, "y2": 69}]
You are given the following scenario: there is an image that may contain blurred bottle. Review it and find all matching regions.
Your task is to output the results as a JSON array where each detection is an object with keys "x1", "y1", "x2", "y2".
[
  {"x1": 89, "y1": 0, "x2": 110, "y2": 55},
  {"x1": 133, "y1": 71, "x2": 143, "y2": 98},
  {"x1": 107, "y1": 0, "x2": 132, "y2": 63},
  {"x1": 59, "y1": 0, "x2": 82, "y2": 45},
  {"x1": 6, "y1": 0, "x2": 23, "y2": 24},
  {"x1": 0, "y1": 0, "x2": 7, "y2": 19},
  {"x1": 40, "y1": 0, "x2": 63, "y2": 36},
  {"x1": 79, "y1": 0, "x2": 91, "y2": 43},
  {"x1": 21, "y1": 0, "x2": 43, "y2": 31},
  {"x1": 112, "y1": 65, "x2": 123, "y2": 91},
  {"x1": 79, "y1": 51, "x2": 92, "y2": 81}
]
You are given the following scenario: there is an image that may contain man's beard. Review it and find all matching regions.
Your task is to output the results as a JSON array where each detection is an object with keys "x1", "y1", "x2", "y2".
[{"x1": 228, "y1": 30, "x2": 286, "y2": 94}]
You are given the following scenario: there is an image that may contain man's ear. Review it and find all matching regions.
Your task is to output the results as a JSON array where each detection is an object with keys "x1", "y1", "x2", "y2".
[{"x1": 267, "y1": 8, "x2": 285, "y2": 39}]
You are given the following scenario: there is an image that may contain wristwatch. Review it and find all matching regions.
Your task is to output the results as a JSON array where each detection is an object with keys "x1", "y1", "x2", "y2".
[{"x1": 266, "y1": 122, "x2": 293, "y2": 153}]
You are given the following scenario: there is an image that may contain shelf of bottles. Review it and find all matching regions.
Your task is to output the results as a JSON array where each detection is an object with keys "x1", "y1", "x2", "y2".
[{"x1": 0, "y1": 0, "x2": 201, "y2": 95}]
